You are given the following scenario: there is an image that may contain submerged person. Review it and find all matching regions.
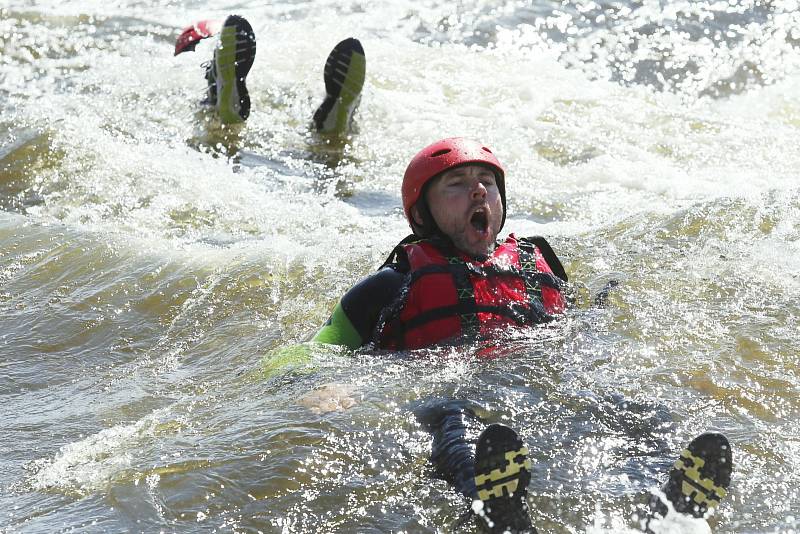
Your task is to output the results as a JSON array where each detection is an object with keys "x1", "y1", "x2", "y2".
[
  {"x1": 175, "y1": 15, "x2": 366, "y2": 131},
  {"x1": 311, "y1": 137, "x2": 733, "y2": 532}
]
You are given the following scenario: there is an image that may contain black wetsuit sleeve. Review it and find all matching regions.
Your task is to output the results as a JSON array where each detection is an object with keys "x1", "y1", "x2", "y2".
[
  {"x1": 313, "y1": 265, "x2": 406, "y2": 348},
  {"x1": 340, "y1": 266, "x2": 406, "y2": 344}
]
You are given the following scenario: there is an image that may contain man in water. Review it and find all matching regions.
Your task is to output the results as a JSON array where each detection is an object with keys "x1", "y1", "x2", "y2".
[
  {"x1": 312, "y1": 137, "x2": 733, "y2": 533},
  {"x1": 176, "y1": 15, "x2": 365, "y2": 131}
]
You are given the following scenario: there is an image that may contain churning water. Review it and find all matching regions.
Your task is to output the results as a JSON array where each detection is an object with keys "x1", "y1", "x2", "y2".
[{"x1": 1, "y1": 0, "x2": 799, "y2": 532}]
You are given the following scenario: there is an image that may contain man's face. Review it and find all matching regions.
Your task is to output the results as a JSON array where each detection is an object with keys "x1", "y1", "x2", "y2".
[{"x1": 418, "y1": 164, "x2": 503, "y2": 257}]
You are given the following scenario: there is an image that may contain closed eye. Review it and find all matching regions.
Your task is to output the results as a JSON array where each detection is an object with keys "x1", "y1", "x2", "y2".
[{"x1": 478, "y1": 172, "x2": 496, "y2": 186}]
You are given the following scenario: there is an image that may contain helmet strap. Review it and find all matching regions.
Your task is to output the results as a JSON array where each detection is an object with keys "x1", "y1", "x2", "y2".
[{"x1": 411, "y1": 200, "x2": 456, "y2": 249}]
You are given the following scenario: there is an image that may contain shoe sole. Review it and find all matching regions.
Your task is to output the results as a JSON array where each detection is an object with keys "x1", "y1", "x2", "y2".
[
  {"x1": 665, "y1": 432, "x2": 732, "y2": 517},
  {"x1": 216, "y1": 15, "x2": 256, "y2": 123},
  {"x1": 647, "y1": 431, "x2": 733, "y2": 528},
  {"x1": 313, "y1": 38, "x2": 366, "y2": 133},
  {"x1": 473, "y1": 424, "x2": 535, "y2": 534},
  {"x1": 475, "y1": 424, "x2": 532, "y2": 501}
]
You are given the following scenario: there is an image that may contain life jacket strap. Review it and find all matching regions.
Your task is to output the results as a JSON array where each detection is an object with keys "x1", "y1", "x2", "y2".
[
  {"x1": 516, "y1": 244, "x2": 546, "y2": 322},
  {"x1": 444, "y1": 254, "x2": 480, "y2": 338},
  {"x1": 390, "y1": 303, "x2": 532, "y2": 337},
  {"x1": 378, "y1": 233, "x2": 419, "y2": 270},
  {"x1": 522, "y1": 236, "x2": 568, "y2": 282},
  {"x1": 406, "y1": 262, "x2": 562, "y2": 291}
]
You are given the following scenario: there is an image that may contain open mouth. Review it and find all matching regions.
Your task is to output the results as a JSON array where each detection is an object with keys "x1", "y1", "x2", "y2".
[{"x1": 470, "y1": 208, "x2": 488, "y2": 233}]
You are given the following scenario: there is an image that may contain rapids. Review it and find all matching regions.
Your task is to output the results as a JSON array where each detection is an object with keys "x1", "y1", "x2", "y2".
[{"x1": 1, "y1": 0, "x2": 799, "y2": 532}]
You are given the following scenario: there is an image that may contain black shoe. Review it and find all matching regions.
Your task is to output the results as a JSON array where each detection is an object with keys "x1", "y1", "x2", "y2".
[
  {"x1": 214, "y1": 15, "x2": 256, "y2": 123},
  {"x1": 647, "y1": 432, "x2": 732, "y2": 524},
  {"x1": 473, "y1": 424, "x2": 536, "y2": 534},
  {"x1": 312, "y1": 37, "x2": 365, "y2": 133}
]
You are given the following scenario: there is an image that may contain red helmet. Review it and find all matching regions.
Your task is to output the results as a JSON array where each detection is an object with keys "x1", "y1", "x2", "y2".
[{"x1": 402, "y1": 138, "x2": 506, "y2": 234}]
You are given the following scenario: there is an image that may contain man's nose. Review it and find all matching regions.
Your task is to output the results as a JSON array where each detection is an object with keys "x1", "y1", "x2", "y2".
[{"x1": 471, "y1": 181, "x2": 487, "y2": 198}]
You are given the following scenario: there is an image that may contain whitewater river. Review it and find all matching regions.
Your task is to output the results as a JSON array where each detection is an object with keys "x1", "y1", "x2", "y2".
[{"x1": 2, "y1": 0, "x2": 799, "y2": 532}]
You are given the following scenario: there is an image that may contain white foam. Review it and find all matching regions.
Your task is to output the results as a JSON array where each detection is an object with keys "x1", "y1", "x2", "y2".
[{"x1": 28, "y1": 410, "x2": 162, "y2": 494}]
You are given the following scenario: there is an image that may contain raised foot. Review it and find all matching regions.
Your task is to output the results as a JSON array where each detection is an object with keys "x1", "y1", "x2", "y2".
[
  {"x1": 473, "y1": 424, "x2": 537, "y2": 534},
  {"x1": 313, "y1": 37, "x2": 366, "y2": 134}
]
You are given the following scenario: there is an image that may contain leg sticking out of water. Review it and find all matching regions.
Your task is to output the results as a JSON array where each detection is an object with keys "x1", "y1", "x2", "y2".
[
  {"x1": 416, "y1": 401, "x2": 535, "y2": 533},
  {"x1": 645, "y1": 432, "x2": 733, "y2": 532},
  {"x1": 416, "y1": 400, "x2": 483, "y2": 497},
  {"x1": 203, "y1": 15, "x2": 256, "y2": 123},
  {"x1": 312, "y1": 38, "x2": 365, "y2": 134}
]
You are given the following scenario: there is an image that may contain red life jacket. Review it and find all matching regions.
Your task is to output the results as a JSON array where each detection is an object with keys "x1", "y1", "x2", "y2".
[{"x1": 374, "y1": 234, "x2": 567, "y2": 350}]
